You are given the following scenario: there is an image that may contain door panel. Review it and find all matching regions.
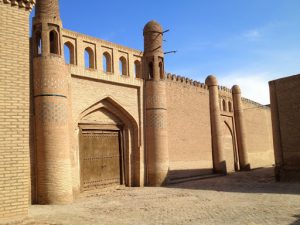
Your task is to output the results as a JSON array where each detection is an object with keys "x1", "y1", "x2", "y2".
[{"x1": 80, "y1": 130, "x2": 121, "y2": 191}]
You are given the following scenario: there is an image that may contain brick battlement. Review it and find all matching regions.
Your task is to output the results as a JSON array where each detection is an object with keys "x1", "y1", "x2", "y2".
[
  {"x1": 241, "y1": 97, "x2": 269, "y2": 109},
  {"x1": 0, "y1": 0, "x2": 35, "y2": 10},
  {"x1": 166, "y1": 73, "x2": 208, "y2": 90},
  {"x1": 218, "y1": 85, "x2": 232, "y2": 93},
  {"x1": 166, "y1": 73, "x2": 268, "y2": 108}
]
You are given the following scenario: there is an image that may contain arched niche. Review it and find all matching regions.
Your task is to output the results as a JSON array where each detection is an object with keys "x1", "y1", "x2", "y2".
[
  {"x1": 222, "y1": 120, "x2": 238, "y2": 172},
  {"x1": 64, "y1": 41, "x2": 75, "y2": 65},
  {"x1": 103, "y1": 52, "x2": 112, "y2": 73},
  {"x1": 49, "y1": 30, "x2": 59, "y2": 55},
  {"x1": 134, "y1": 60, "x2": 142, "y2": 78},
  {"x1": 77, "y1": 97, "x2": 140, "y2": 188},
  {"x1": 84, "y1": 47, "x2": 95, "y2": 69},
  {"x1": 119, "y1": 56, "x2": 128, "y2": 76}
]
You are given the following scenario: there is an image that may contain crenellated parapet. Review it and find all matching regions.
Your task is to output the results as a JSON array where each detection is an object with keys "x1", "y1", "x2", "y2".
[
  {"x1": 241, "y1": 97, "x2": 269, "y2": 109},
  {"x1": 218, "y1": 85, "x2": 232, "y2": 93},
  {"x1": 0, "y1": 0, "x2": 35, "y2": 10},
  {"x1": 166, "y1": 73, "x2": 208, "y2": 90}
]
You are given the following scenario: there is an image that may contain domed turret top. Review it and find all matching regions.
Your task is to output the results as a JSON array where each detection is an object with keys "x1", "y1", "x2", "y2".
[
  {"x1": 232, "y1": 85, "x2": 241, "y2": 94},
  {"x1": 205, "y1": 75, "x2": 218, "y2": 86},
  {"x1": 143, "y1": 20, "x2": 163, "y2": 34}
]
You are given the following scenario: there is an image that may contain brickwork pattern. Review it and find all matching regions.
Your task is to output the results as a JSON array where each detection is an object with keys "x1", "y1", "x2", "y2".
[
  {"x1": 269, "y1": 74, "x2": 300, "y2": 181},
  {"x1": 166, "y1": 76, "x2": 213, "y2": 170},
  {"x1": 70, "y1": 76, "x2": 143, "y2": 189},
  {"x1": 0, "y1": 1, "x2": 31, "y2": 220},
  {"x1": 35, "y1": 0, "x2": 59, "y2": 17},
  {"x1": 242, "y1": 101, "x2": 274, "y2": 168},
  {"x1": 62, "y1": 29, "x2": 143, "y2": 78},
  {"x1": 0, "y1": 0, "x2": 277, "y2": 219}
]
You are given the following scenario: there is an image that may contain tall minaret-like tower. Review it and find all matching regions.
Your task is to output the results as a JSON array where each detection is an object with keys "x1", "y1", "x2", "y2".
[
  {"x1": 32, "y1": 0, "x2": 73, "y2": 204},
  {"x1": 143, "y1": 21, "x2": 169, "y2": 186}
]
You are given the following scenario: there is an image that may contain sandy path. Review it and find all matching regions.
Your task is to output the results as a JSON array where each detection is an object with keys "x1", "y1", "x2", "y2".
[{"x1": 28, "y1": 168, "x2": 300, "y2": 225}]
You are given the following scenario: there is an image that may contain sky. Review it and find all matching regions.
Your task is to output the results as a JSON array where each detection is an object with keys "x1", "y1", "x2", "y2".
[{"x1": 30, "y1": 0, "x2": 300, "y2": 104}]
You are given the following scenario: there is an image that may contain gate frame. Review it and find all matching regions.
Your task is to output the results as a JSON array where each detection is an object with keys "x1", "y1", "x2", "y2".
[
  {"x1": 78, "y1": 123, "x2": 125, "y2": 192},
  {"x1": 221, "y1": 114, "x2": 240, "y2": 172},
  {"x1": 75, "y1": 96, "x2": 141, "y2": 189}
]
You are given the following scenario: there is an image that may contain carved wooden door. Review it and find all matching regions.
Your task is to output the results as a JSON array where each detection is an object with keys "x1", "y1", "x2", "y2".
[{"x1": 80, "y1": 130, "x2": 121, "y2": 191}]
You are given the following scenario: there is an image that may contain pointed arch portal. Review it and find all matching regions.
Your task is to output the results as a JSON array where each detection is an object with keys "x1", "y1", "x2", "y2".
[
  {"x1": 222, "y1": 120, "x2": 238, "y2": 173},
  {"x1": 77, "y1": 97, "x2": 140, "y2": 191}
]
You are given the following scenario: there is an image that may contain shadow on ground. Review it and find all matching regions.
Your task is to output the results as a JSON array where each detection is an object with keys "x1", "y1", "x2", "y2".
[
  {"x1": 166, "y1": 167, "x2": 300, "y2": 195},
  {"x1": 291, "y1": 215, "x2": 300, "y2": 225}
]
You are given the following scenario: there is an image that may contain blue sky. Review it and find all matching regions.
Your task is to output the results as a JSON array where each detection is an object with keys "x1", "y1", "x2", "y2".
[{"x1": 30, "y1": 0, "x2": 300, "y2": 104}]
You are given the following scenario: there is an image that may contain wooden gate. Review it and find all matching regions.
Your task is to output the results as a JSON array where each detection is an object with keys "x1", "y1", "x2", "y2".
[{"x1": 79, "y1": 129, "x2": 122, "y2": 191}]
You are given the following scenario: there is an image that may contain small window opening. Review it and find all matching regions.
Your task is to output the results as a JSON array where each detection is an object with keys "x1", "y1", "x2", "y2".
[
  {"x1": 84, "y1": 47, "x2": 95, "y2": 69},
  {"x1": 119, "y1": 56, "x2": 128, "y2": 76},
  {"x1": 134, "y1": 60, "x2": 141, "y2": 78},
  {"x1": 228, "y1": 101, "x2": 233, "y2": 112},
  {"x1": 64, "y1": 42, "x2": 75, "y2": 65},
  {"x1": 222, "y1": 99, "x2": 227, "y2": 111},
  {"x1": 35, "y1": 31, "x2": 42, "y2": 56},
  {"x1": 159, "y1": 61, "x2": 164, "y2": 79},
  {"x1": 103, "y1": 52, "x2": 112, "y2": 73},
  {"x1": 49, "y1": 30, "x2": 59, "y2": 55},
  {"x1": 148, "y1": 62, "x2": 154, "y2": 79}
]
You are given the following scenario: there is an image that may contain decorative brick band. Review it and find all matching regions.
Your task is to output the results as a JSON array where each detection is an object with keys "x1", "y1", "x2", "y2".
[{"x1": 1, "y1": 0, "x2": 35, "y2": 10}]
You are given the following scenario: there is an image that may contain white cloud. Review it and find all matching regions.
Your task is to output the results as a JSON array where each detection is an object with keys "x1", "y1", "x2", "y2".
[
  {"x1": 242, "y1": 29, "x2": 262, "y2": 41},
  {"x1": 219, "y1": 72, "x2": 272, "y2": 105}
]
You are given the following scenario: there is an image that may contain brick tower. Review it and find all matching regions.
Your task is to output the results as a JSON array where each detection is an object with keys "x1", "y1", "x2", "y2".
[
  {"x1": 143, "y1": 21, "x2": 169, "y2": 186},
  {"x1": 232, "y1": 85, "x2": 250, "y2": 171},
  {"x1": 0, "y1": 0, "x2": 35, "y2": 221},
  {"x1": 205, "y1": 75, "x2": 226, "y2": 174},
  {"x1": 32, "y1": 0, "x2": 73, "y2": 204}
]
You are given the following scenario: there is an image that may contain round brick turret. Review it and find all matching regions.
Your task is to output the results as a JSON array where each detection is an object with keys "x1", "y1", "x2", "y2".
[
  {"x1": 205, "y1": 75, "x2": 226, "y2": 174},
  {"x1": 143, "y1": 20, "x2": 165, "y2": 81},
  {"x1": 143, "y1": 20, "x2": 164, "y2": 59},
  {"x1": 32, "y1": 0, "x2": 73, "y2": 204},
  {"x1": 231, "y1": 85, "x2": 250, "y2": 171},
  {"x1": 143, "y1": 20, "x2": 169, "y2": 186},
  {"x1": 35, "y1": 0, "x2": 60, "y2": 19}
]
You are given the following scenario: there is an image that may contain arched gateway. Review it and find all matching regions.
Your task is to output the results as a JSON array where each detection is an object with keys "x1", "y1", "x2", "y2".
[{"x1": 77, "y1": 97, "x2": 140, "y2": 191}]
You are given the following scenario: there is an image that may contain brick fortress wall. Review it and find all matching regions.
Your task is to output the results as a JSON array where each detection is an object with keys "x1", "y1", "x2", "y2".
[
  {"x1": 165, "y1": 73, "x2": 274, "y2": 176},
  {"x1": 269, "y1": 74, "x2": 300, "y2": 181},
  {"x1": 0, "y1": 0, "x2": 35, "y2": 221},
  {"x1": 242, "y1": 99, "x2": 274, "y2": 168},
  {"x1": 165, "y1": 75, "x2": 213, "y2": 172}
]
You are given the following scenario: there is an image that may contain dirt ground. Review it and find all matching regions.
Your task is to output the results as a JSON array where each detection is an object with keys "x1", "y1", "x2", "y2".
[{"x1": 28, "y1": 168, "x2": 300, "y2": 225}]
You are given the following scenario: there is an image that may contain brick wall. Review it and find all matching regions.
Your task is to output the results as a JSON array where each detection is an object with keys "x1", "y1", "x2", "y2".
[
  {"x1": 0, "y1": 2, "x2": 31, "y2": 221},
  {"x1": 269, "y1": 74, "x2": 300, "y2": 181},
  {"x1": 166, "y1": 79, "x2": 213, "y2": 172},
  {"x1": 166, "y1": 77, "x2": 274, "y2": 173},
  {"x1": 70, "y1": 75, "x2": 144, "y2": 188},
  {"x1": 242, "y1": 101, "x2": 274, "y2": 168}
]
